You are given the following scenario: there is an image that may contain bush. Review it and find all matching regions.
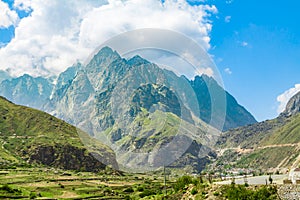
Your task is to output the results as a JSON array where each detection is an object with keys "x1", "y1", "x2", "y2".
[
  {"x1": 213, "y1": 191, "x2": 220, "y2": 196},
  {"x1": 191, "y1": 188, "x2": 198, "y2": 195},
  {"x1": 173, "y1": 176, "x2": 195, "y2": 192},
  {"x1": 137, "y1": 186, "x2": 144, "y2": 192},
  {"x1": 1, "y1": 184, "x2": 13, "y2": 193},
  {"x1": 123, "y1": 187, "x2": 134, "y2": 193},
  {"x1": 124, "y1": 195, "x2": 131, "y2": 200},
  {"x1": 30, "y1": 192, "x2": 37, "y2": 199},
  {"x1": 139, "y1": 189, "x2": 156, "y2": 198},
  {"x1": 253, "y1": 186, "x2": 278, "y2": 199},
  {"x1": 103, "y1": 187, "x2": 112, "y2": 194},
  {"x1": 221, "y1": 185, "x2": 278, "y2": 200},
  {"x1": 0, "y1": 184, "x2": 21, "y2": 194}
]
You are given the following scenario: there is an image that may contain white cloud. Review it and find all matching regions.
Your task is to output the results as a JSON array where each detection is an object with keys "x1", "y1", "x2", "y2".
[
  {"x1": 0, "y1": 1, "x2": 19, "y2": 28},
  {"x1": 225, "y1": 16, "x2": 231, "y2": 23},
  {"x1": 277, "y1": 84, "x2": 300, "y2": 114},
  {"x1": 241, "y1": 41, "x2": 248, "y2": 47},
  {"x1": 224, "y1": 67, "x2": 232, "y2": 75},
  {"x1": 13, "y1": 0, "x2": 32, "y2": 11},
  {"x1": 0, "y1": 0, "x2": 217, "y2": 77},
  {"x1": 186, "y1": 0, "x2": 206, "y2": 3}
]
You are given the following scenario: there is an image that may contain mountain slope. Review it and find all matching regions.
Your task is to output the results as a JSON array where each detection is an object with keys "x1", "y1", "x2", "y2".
[
  {"x1": 0, "y1": 96, "x2": 118, "y2": 171},
  {"x1": 215, "y1": 92, "x2": 300, "y2": 170},
  {"x1": 190, "y1": 75, "x2": 256, "y2": 131}
]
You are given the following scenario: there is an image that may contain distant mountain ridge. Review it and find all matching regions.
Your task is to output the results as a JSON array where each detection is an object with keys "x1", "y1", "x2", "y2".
[
  {"x1": 0, "y1": 70, "x2": 11, "y2": 83},
  {"x1": 0, "y1": 74, "x2": 54, "y2": 110}
]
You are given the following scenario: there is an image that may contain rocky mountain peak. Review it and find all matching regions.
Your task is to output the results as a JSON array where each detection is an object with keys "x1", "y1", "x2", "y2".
[
  {"x1": 282, "y1": 91, "x2": 300, "y2": 116},
  {"x1": 127, "y1": 55, "x2": 150, "y2": 66},
  {"x1": 89, "y1": 46, "x2": 121, "y2": 67}
]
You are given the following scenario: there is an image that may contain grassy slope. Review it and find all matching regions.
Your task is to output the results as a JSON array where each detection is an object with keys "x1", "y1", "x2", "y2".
[
  {"x1": 0, "y1": 96, "x2": 116, "y2": 170},
  {"x1": 215, "y1": 113, "x2": 300, "y2": 170},
  {"x1": 100, "y1": 107, "x2": 220, "y2": 172},
  {"x1": 260, "y1": 114, "x2": 300, "y2": 145}
]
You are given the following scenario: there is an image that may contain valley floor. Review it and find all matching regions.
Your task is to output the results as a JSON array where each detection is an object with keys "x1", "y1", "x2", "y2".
[{"x1": 0, "y1": 167, "x2": 297, "y2": 200}]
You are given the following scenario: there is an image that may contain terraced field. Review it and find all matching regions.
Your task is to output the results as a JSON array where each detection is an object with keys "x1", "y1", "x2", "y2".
[{"x1": 0, "y1": 167, "x2": 173, "y2": 199}]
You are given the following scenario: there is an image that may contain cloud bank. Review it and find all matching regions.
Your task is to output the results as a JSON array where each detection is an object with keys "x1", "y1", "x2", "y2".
[
  {"x1": 0, "y1": 0, "x2": 217, "y2": 77},
  {"x1": 0, "y1": 1, "x2": 19, "y2": 28},
  {"x1": 277, "y1": 84, "x2": 300, "y2": 114}
]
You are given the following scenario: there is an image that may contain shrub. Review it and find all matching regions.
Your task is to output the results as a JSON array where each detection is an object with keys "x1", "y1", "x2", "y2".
[
  {"x1": 213, "y1": 191, "x2": 220, "y2": 196},
  {"x1": 137, "y1": 186, "x2": 144, "y2": 192},
  {"x1": 30, "y1": 192, "x2": 37, "y2": 199},
  {"x1": 124, "y1": 195, "x2": 131, "y2": 200},
  {"x1": 0, "y1": 184, "x2": 21, "y2": 194},
  {"x1": 173, "y1": 176, "x2": 194, "y2": 192},
  {"x1": 221, "y1": 185, "x2": 278, "y2": 200},
  {"x1": 1, "y1": 184, "x2": 13, "y2": 193},
  {"x1": 191, "y1": 188, "x2": 198, "y2": 195},
  {"x1": 139, "y1": 189, "x2": 156, "y2": 198},
  {"x1": 123, "y1": 187, "x2": 134, "y2": 193}
]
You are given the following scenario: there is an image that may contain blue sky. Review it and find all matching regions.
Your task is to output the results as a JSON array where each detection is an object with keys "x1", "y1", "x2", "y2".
[
  {"x1": 189, "y1": 0, "x2": 300, "y2": 121},
  {"x1": 0, "y1": 0, "x2": 299, "y2": 121}
]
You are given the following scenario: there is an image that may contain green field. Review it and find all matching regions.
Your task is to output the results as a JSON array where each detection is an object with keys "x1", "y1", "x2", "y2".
[
  {"x1": 0, "y1": 167, "x2": 171, "y2": 199},
  {"x1": 0, "y1": 167, "x2": 281, "y2": 200}
]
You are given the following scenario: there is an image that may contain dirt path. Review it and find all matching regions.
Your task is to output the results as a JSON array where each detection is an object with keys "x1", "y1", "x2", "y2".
[
  {"x1": 218, "y1": 143, "x2": 300, "y2": 156},
  {"x1": 59, "y1": 191, "x2": 79, "y2": 199}
]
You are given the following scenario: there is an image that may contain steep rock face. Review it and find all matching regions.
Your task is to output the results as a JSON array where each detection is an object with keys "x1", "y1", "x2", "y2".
[
  {"x1": 43, "y1": 64, "x2": 81, "y2": 113},
  {"x1": 131, "y1": 84, "x2": 181, "y2": 117},
  {"x1": 190, "y1": 75, "x2": 257, "y2": 131},
  {"x1": 168, "y1": 140, "x2": 217, "y2": 172},
  {"x1": 55, "y1": 63, "x2": 81, "y2": 91},
  {"x1": 27, "y1": 145, "x2": 107, "y2": 172},
  {"x1": 0, "y1": 74, "x2": 53, "y2": 109},
  {"x1": 85, "y1": 47, "x2": 124, "y2": 91},
  {"x1": 282, "y1": 91, "x2": 300, "y2": 117}
]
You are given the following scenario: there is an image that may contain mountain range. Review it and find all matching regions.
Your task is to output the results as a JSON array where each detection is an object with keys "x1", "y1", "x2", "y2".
[
  {"x1": 0, "y1": 47, "x2": 256, "y2": 131},
  {"x1": 0, "y1": 46, "x2": 258, "y2": 172}
]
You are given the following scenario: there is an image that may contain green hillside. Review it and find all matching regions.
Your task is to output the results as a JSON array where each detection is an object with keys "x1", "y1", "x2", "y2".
[
  {"x1": 98, "y1": 105, "x2": 219, "y2": 173},
  {"x1": 260, "y1": 114, "x2": 300, "y2": 145},
  {"x1": 215, "y1": 112, "x2": 300, "y2": 171},
  {"x1": 0, "y1": 96, "x2": 117, "y2": 171}
]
